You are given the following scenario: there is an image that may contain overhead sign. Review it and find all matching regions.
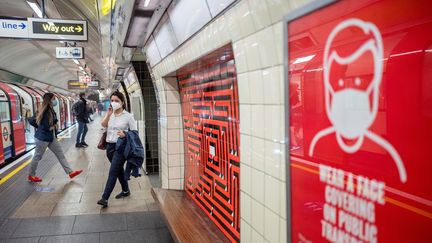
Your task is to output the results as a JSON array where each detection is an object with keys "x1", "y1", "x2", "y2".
[
  {"x1": 28, "y1": 18, "x2": 87, "y2": 41},
  {"x1": 56, "y1": 47, "x2": 84, "y2": 59},
  {"x1": 68, "y1": 80, "x2": 100, "y2": 90},
  {"x1": 0, "y1": 18, "x2": 28, "y2": 38},
  {"x1": 285, "y1": 0, "x2": 432, "y2": 242}
]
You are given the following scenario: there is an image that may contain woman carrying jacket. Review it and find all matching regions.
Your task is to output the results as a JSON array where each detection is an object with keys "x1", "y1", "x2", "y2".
[
  {"x1": 28, "y1": 92, "x2": 83, "y2": 182},
  {"x1": 97, "y1": 91, "x2": 137, "y2": 207}
]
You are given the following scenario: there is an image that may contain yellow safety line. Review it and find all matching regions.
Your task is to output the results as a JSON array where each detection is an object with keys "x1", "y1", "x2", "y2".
[
  {"x1": 0, "y1": 125, "x2": 74, "y2": 185},
  {"x1": 0, "y1": 159, "x2": 31, "y2": 185},
  {"x1": 291, "y1": 162, "x2": 432, "y2": 220}
]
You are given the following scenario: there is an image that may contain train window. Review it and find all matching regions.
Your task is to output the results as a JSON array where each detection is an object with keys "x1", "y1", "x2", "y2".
[{"x1": 0, "y1": 102, "x2": 10, "y2": 122}]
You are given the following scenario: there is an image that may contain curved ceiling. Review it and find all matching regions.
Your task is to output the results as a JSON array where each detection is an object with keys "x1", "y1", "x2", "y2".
[{"x1": 0, "y1": 0, "x2": 107, "y2": 90}]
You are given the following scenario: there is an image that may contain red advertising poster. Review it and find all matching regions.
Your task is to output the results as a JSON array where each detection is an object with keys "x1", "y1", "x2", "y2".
[{"x1": 285, "y1": 0, "x2": 432, "y2": 242}]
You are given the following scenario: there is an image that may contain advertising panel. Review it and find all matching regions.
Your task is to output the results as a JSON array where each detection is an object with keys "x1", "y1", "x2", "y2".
[{"x1": 285, "y1": 0, "x2": 432, "y2": 242}]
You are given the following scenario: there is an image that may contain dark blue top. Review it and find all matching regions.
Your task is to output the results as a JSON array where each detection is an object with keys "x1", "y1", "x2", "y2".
[{"x1": 34, "y1": 108, "x2": 58, "y2": 142}]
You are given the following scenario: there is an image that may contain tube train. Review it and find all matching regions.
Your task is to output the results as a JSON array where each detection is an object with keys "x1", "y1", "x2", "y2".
[{"x1": 0, "y1": 82, "x2": 77, "y2": 166}]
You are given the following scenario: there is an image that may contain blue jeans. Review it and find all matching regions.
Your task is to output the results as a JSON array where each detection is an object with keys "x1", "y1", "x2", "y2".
[
  {"x1": 76, "y1": 121, "x2": 88, "y2": 144},
  {"x1": 102, "y1": 143, "x2": 129, "y2": 200}
]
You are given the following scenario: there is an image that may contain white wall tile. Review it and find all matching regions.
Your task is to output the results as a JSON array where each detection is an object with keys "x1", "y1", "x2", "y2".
[
  {"x1": 244, "y1": 34, "x2": 262, "y2": 71},
  {"x1": 248, "y1": 0, "x2": 272, "y2": 31},
  {"x1": 249, "y1": 70, "x2": 264, "y2": 104},
  {"x1": 251, "y1": 198, "x2": 265, "y2": 235},
  {"x1": 241, "y1": 191, "x2": 252, "y2": 224},
  {"x1": 230, "y1": 0, "x2": 256, "y2": 41},
  {"x1": 166, "y1": 90, "x2": 180, "y2": 103},
  {"x1": 168, "y1": 154, "x2": 180, "y2": 167},
  {"x1": 241, "y1": 219, "x2": 253, "y2": 243},
  {"x1": 239, "y1": 104, "x2": 251, "y2": 135},
  {"x1": 167, "y1": 141, "x2": 180, "y2": 154},
  {"x1": 256, "y1": 27, "x2": 278, "y2": 68},
  {"x1": 279, "y1": 218, "x2": 287, "y2": 243},
  {"x1": 251, "y1": 168, "x2": 265, "y2": 204},
  {"x1": 264, "y1": 174, "x2": 280, "y2": 214},
  {"x1": 169, "y1": 166, "x2": 181, "y2": 179},
  {"x1": 252, "y1": 229, "x2": 265, "y2": 243},
  {"x1": 166, "y1": 104, "x2": 181, "y2": 116},
  {"x1": 167, "y1": 117, "x2": 181, "y2": 129},
  {"x1": 272, "y1": 22, "x2": 284, "y2": 65},
  {"x1": 280, "y1": 179, "x2": 286, "y2": 219},
  {"x1": 279, "y1": 144, "x2": 286, "y2": 182},
  {"x1": 251, "y1": 105, "x2": 265, "y2": 138},
  {"x1": 167, "y1": 129, "x2": 180, "y2": 142},
  {"x1": 237, "y1": 72, "x2": 251, "y2": 104},
  {"x1": 262, "y1": 66, "x2": 282, "y2": 105},
  {"x1": 251, "y1": 137, "x2": 265, "y2": 172},
  {"x1": 233, "y1": 39, "x2": 248, "y2": 74},
  {"x1": 265, "y1": 0, "x2": 292, "y2": 23},
  {"x1": 169, "y1": 179, "x2": 182, "y2": 190},
  {"x1": 241, "y1": 164, "x2": 252, "y2": 196},
  {"x1": 264, "y1": 105, "x2": 282, "y2": 142},
  {"x1": 264, "y1": 140, "x2": 281, "y2": 179},
  {"x1": 240, "y1": 134, "x2": 252, "y2": 166},
  {"x1": 264, "y1": 207, "x2": 280, "y2": 243}
]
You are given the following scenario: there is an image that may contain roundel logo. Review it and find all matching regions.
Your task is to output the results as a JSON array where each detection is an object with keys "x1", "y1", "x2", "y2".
[{"x1": 3, "y1": 127, "x2": 9, "y2": 141}]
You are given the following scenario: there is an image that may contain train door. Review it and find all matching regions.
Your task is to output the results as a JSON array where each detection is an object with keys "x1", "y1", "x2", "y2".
[
  {"x1": 53, "y1": 94, "x2": 65, "y2": 130},
  {"x1": 0, "y1": 89, "x2": 10, "y2": 164},
  {"x1": 58, "y1": 94, "x2": 69, "y2": 128},
  {"x1": 20, "y1": 86, "x2": 42, "y2": 114},
  {"x1": 65, "y1": 97, "x2": 72, "y2": 126},
  {"x1": 9, "y1": 84, "x2": 36, "y2": 144},
  {"x1": 0, "y1": 83, "x2": 25, "y2": 157}
]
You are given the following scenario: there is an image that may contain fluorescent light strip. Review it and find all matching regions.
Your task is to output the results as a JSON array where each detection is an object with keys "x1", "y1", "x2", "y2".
[
  {"x1": 26, "y1": 1, "x2": 43, "y2": 18},
  {"x1": 293, "y1": 54, "x2": 316, "y2": 64},
  {"x1": 73, "y1": 59, "x2": 80, "y2": 65},
  {"x1": 144, "y1": 0, "x2": 151, "y2": 7}
]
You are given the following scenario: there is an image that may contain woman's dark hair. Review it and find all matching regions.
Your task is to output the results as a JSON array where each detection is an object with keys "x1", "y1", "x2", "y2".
[
  {"x1": 36, "y1": 92, "x2": 55, "y2": 125},
  {"x1": 110, "y1": 91, "x2": 126, "y2": 109}
]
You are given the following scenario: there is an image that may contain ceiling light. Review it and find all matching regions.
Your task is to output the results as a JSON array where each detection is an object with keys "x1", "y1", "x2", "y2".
[
  {"x1": 144, "y1": 0, "x2": 151, "y2": 7},
  {"x1": 79, "y1": 66, "x2": 84, "y2": 71},
  {"x1": 26, "y1": 0, "x2": 43, "y2": 18},
  {"x1": 73, "y1": 59, "x2": 80, "y2": 65}
]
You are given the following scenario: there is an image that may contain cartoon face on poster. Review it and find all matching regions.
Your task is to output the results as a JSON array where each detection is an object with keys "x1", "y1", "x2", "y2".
[{"x1": 285, "y1": 0, "x2": 432, "y2": 242}]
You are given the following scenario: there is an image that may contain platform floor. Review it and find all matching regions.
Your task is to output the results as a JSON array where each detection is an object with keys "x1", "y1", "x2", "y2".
[{"x1": 0, "y1": 116, "x2": 172, "y2": 243}]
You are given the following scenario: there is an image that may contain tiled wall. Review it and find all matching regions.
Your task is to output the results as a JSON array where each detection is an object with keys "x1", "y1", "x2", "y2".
[
  {"x1": 133, "y1": 62, "x2": 159, "y2": 174},
  {"x1": 149, "y1": 0, "x2": 312, "y2": 242}
]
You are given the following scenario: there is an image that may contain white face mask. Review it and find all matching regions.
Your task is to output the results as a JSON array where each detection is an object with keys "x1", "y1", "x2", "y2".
[
  {"x1": 111, "y1": 101, "x2": 122, "y2": 111},
  {"x1": 328, "y1": 88, "x2": 374, "y2": 139}
]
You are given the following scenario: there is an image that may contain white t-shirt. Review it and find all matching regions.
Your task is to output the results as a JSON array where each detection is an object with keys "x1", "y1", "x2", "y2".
[{"x1": 106, "y1": 110, "x2": 137, "y2": 143}]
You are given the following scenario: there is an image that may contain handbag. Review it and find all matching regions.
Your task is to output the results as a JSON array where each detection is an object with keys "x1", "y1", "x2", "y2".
[{"x1": 97, "y1": 131, "x2": 107, "y2": 150}]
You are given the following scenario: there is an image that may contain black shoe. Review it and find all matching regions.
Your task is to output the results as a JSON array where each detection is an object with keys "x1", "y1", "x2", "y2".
[
  {"x1": 115, "y1": 191, "x2": 130, "y2": 199},
  {"x1": 75, "y1": 143, "x2": 84, "y2": 148},
  {"x1": 81, "y1": 142, "x2": 89, "y2": 147},
  {"x1": 97, "y1": 198, "x2": 108, "y2": 208}
]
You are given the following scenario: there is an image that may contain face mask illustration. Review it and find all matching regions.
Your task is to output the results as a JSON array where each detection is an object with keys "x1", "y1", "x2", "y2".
[
  {"x1": 308, "y1": 18, "x2": 407, "y2": 183},
  {"x1": 329, "y1": 88, "x2": 373, "y2": 139}
]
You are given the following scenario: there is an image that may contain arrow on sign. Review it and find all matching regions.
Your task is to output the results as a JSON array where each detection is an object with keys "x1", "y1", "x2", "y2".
[
  {"x1": 75, "y1": 26, "x2": 82, "y2": 32},
  {"x1": 19, "y1": 23, "x2": 26, "y2": 29}
]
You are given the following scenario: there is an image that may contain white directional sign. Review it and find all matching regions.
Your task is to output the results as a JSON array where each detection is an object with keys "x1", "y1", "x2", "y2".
[
  {"x1": 56, "y1": 47, "x2": 84, "y2": 59},
  {"x1": 0, "y1": 18, "x2": 28, "y2": 38},
  {"x1": 28, "y1": 18, "x2": 87, "y2": 41}
]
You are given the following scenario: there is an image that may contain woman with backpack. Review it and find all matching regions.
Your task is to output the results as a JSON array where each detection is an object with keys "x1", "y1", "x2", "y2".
[{"x1": 28, "y1": 92, "x2": 83, "y2": 182}]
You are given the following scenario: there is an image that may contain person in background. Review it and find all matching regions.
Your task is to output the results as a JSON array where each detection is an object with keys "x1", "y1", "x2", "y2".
[
  {"x1": 75, "y1": 92, "x2": 89, "y2": 148},
  {"x1": 97, "y1": 91, "x2": 137, "y2": 208},
  {"x1": 28, "y1": 93, "x2": 83, "y2": 182},
  {"x1": 98, "y1": 102, "x2": 104, "y2": 116}
]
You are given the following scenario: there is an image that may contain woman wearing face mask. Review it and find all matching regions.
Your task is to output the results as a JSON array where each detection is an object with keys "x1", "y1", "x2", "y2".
[
  {"x1": 97, "y1": 91, "x2": 137, "y2": 207},
  {"x1": 28, "y1": 93, "x2": 83, "y2": 182}
]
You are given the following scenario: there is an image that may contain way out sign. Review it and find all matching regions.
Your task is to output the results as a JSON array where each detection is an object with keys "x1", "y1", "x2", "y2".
[{"x1": 28, "y1": 18, "x2": 87, "y2": 41}]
